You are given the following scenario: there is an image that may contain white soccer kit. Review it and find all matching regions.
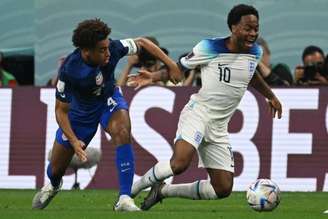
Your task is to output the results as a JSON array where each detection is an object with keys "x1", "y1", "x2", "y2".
[{"x1": 175, "y1": 37, "x2": 262, "y2": 172}]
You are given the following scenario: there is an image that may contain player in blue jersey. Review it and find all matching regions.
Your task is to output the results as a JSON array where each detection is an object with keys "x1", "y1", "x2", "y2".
[
  {"x1": 32, "y1": 18, "x2": 181, "y2": 211},
  {"x1": 129, "y1": 4, "x2": 283, "y2": 210}
]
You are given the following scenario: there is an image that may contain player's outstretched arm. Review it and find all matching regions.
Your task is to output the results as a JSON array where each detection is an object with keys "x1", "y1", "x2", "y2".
[
  {"x1": 134, "y1": 38, "x2": 183, "y2": 83},
  {"x1": 55, "y1": 99, "x2": 87, "y2": 161},
  {"x1": 127, "y1": 68, "x2": 169, "y2": 89},
  {"x1": 249, "y1": 69, "x2": 282, "y2": 119}
]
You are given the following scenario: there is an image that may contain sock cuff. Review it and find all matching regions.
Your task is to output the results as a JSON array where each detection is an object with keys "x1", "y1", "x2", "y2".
[
  {"x1": 154, "y1": 161, "x2": 173, "y2": 181},
  {"x1": 116, "y1": 144, "x2": 132, "y2": 153},
  {"x1": 198, "y1": 180, "x2": 217, "y2": 200}
]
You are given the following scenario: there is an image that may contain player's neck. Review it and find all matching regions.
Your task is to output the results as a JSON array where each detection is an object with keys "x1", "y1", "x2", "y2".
[
  {"x1": 81, "y1": 51, "x2": 98, "y2": 67},
  {"x1": 225, "y1": 37, "x2": 238, "y2": 53},
  {"x1": 226, "y1": 36, "x2": 246, "y2": 53}
]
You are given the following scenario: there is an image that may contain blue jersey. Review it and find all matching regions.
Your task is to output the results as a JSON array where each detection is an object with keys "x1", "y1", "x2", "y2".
[{"x1": 55, "y1": 38, "x2": 137, "y2": 125}]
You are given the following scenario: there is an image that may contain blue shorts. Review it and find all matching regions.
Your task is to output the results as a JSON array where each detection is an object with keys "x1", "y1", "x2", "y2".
[{"x1": 55, "y1": 87, "x2": 128, "y2": 149}]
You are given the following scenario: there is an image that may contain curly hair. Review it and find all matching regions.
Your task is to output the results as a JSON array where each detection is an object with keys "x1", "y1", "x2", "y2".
[
  {"x1": 72, "y1": 18, "x2": 111, "y2": 49},
  {"x1": 227, "y1": 4, "x2": 259, "y2": 31}
]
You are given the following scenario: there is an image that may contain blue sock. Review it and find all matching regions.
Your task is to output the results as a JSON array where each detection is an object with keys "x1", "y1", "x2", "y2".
[
  {"x1": 116, "y1": 144, "x2": 135, "y2": 196},
  {"x1": 47, "y1": 163, "x2": 61, "y2": 188}
]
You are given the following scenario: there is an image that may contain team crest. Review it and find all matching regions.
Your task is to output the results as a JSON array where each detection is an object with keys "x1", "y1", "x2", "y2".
[
  {"x1": 249, "y1": 61, "x2": 256, "y2": 73},
  {"x1": 95, "y1": 72, "x2": 103, "y2": 85},
  {"x1": 248, "y1": 61, "x2": 256, "y2": 79}
]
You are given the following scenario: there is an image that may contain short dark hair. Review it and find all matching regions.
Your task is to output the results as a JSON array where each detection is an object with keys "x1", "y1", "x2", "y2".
[
  {"x1": 72, "y1": 18, "x2": 111, "y2": 49},
  {"x1": 227, "y1": 4, "x2": 259, "y2": 31},
  {"x1": 302, "y1": 45, "x2": 325, "y2": 61}
]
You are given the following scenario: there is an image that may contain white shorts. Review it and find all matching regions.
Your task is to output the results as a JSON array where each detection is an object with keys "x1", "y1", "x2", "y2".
[{"x1": 174, "y1": 100, "x2": 234, "y2": 173}]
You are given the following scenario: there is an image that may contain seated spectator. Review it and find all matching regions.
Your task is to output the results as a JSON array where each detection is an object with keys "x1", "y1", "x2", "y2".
[
  {"x1": 117, "y1": 36, "x2": 167, "y2": 86},
  {"x1": 256, "y1": 37, "x2": 293, "y2": 86},
  {"x1": 0, "y1": 51, "x2": 17, "y2": 87},
  {"x1": 47, "y1": 56, "x2": 66, "y2": 86},
  {"x1": 324, "y1": 54, "x2": 328, "y2": 77},
  {"x1": 294, "y1": 45, "x2": 328, "y2": 85}
]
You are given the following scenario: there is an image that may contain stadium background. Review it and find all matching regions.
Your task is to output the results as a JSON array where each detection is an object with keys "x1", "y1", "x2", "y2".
[{"x1": 0, "y1": 0, "x2": 328, "y2": 191}]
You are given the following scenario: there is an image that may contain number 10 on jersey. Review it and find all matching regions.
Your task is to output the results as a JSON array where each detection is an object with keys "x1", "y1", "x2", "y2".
[{"x1": 218, "y1": 64, "x2": 231, "y2": 83}]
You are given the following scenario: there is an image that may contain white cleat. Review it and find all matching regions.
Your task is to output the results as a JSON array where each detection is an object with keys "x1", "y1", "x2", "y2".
[
  {"x1": 32, "y1": 180, "x2": 63, "y2": 209},
  {"x1": 323, "y1": 209, "x2": 328, "y2": 214},
  {"x1": 114, "y1": 195, "x2": 141, "y2": 212}
]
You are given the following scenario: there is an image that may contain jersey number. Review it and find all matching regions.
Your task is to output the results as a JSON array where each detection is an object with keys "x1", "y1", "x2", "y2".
[{"x1": 218, "y1": 66, "x2": 231, "y2": 83}]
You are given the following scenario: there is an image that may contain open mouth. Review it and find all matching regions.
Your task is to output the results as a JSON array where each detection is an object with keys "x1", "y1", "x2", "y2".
[{"x1": 245, "y1": 40, "x2": 255, "y2": 48}]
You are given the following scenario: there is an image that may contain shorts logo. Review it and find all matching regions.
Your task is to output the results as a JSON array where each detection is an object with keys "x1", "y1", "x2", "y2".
[
  {"x1": 194, "y1": 131, "x2": 203, "y2": 145},
  {"x1": 95, "y1": 72, "x2": 103, "y2": 85},
  {"x1": 62, "y1": 133, "x2": 68, "y2": 141},
  {"x1": 107, "y1": 97, "x2": 118, "y2": 112}
]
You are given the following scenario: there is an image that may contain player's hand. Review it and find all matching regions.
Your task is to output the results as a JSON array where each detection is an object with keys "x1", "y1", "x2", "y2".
[
  {"x1": 167, "y1": 62, "x2": 182, "y2": 84},
  {"x1": 268, "y1": 96, "x2": 282, "y2": 119},
  {"x1": 127, "y1": 69, "x2": 153, "y2": 90},
  {"x1": 71, "y1": 139, "x2": 87, "y2": 162}
]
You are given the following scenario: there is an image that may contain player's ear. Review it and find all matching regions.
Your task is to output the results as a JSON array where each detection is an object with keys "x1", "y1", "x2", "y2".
[
  {"x1": 231, "y1": 24, "x2": 238, "y2": 34},
  {"x1": 81, "y1": 48, "x2": 90, "y2": 57}
]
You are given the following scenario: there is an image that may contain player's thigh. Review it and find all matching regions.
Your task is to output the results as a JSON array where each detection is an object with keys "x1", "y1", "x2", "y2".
[
  {"x1": 50, "y1": 140, "x2": 75, "y2": 175},
  {"x1": 170, "y1": 139, "x2": 196, "y2": 174},
  {"x1": 104, "y1": 109, "x2": 131, "y2": 145},
  {"x1": 198, "y1": 142, "x2": 234, "y2": 197},
  {"x1": 100, "y1": 88, "x2": 130, "y2": 145}
]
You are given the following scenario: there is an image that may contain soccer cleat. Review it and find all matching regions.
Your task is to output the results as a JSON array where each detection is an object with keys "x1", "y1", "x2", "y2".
[
  {"x1": 114, "y1": 195, "x2": 141, "y2": 212},
  {"x1": 140, "y1": 181, "x2": 165, "y2": 211},
  {"x1": 32, "y1": 180, "x2": 63, "y2": 209}
]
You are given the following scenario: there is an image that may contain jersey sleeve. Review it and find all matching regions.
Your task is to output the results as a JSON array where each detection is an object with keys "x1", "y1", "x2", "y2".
[
  {"x1": 116, "y1": 38, "x2": 138, "y2": 57},
  {"x1": 178, "y1": 39, "x2": 218, "y2": 72},
  {"x1": 252, "y1": 44, "x2": 263, "y2": 64},
  {"x1": 55, "y1": 71, "x2": 72, "y2": 103}
]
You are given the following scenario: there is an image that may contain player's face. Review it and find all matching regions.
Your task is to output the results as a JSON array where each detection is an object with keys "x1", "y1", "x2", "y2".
[
  {"x1": 232, "y1": 14, "x2": 259, "y2": 51},
  {"x1": 88, "y1": 39, "x2": 111, "y2": 66}
]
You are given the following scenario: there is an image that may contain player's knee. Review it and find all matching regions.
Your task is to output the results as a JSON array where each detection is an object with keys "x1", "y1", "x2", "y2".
[
  {"x1": 50, "y1": 165, "x2": 65, "y2": 179},
  {"x1": 170, "y1": 159, "x2": 189, "y2": 175},
  {"x1": 211, "y1": 183, "x2": 232, "y2": 199},
  {"x1": 111, "y1": 125, "x2": 131, "y2": 144}
]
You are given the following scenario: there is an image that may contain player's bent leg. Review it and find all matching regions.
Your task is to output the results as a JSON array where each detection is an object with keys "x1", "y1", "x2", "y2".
[
  {"x1": 105, "y1": 109, "x2": 139, "y2": 211},
  {"x1": 132, "y1": 139, "x2": 196, "y2": 198},
  {"x1": 170, "y1": 139, "x2": 196, "y2": 174},
  {"x1": 207, "y1": 168, "x2": 233, "y2": 199},
  {"x1": 141, "y1": 168, "x2": 233, "y2": 210},
  {"x1": 32, "y1": 140, "x2": 74, "y2": 209}
]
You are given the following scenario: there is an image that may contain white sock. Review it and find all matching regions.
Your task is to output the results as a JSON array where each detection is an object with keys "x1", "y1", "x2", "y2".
[
  {"x1": 131, "y1": 161, "x2": 173, "y2": 197},
  {"x1": 161, "y1": 180, "x2": 218, "y2": 200}
]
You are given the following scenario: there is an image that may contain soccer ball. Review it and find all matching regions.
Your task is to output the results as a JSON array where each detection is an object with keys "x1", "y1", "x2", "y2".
[{"x1": 246, "y1": 179, "x2": 281, "y2": 212}]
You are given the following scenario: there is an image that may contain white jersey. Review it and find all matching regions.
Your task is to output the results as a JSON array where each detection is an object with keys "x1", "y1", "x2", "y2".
[{"x1": 179, "y1": 37, "x2": 262, "y2": 134}]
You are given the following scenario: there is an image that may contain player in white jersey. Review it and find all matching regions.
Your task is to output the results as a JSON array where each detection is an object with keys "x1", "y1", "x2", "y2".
[{"x1": 129, "y1": 4, "x2": 283, "y2": 210}]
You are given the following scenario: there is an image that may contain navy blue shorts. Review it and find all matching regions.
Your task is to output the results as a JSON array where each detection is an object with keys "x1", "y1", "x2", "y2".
[{"x1": 55, "y1": 87, "x2": 128, "y2": 149}]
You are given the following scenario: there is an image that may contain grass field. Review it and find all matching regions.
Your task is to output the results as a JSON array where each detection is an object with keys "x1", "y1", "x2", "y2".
[{"x1": 0, "y1": 189, "x2": 327, "y2": 219}]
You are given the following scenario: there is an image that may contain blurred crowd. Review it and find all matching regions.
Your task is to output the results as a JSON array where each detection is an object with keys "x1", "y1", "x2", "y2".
[{"x1": 1, "y1": 36, "x2": 328, "y2": 87}]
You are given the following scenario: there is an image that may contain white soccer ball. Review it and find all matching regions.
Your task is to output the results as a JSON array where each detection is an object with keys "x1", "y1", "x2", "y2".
[{"x1": 246, "y1": 179, "x2": 281, "y2": 212}]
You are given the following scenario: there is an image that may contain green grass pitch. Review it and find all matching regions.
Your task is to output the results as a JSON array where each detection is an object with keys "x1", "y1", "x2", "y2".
[{"x1": 0, "y1": 189, "x2": 327, "y2": 219}]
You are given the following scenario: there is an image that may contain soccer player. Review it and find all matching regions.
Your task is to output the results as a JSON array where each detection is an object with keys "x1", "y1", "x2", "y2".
[
  {"x1": 129, "y1": 4, "x2": 283, "y2": 210},
  {"x1": 32, "y1": 18, "x2": 180, "y2": 211}
]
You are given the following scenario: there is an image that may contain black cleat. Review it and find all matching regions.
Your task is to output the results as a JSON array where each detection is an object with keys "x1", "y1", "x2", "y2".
[{"x1": 140, "y1": 181, "x2": 165, "y2": 211}]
